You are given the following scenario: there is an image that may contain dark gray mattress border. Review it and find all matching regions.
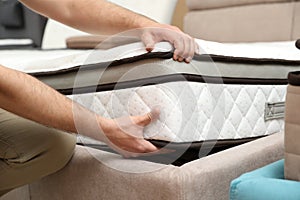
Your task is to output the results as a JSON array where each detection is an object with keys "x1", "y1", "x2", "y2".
[
  {"x1": 28, "y1": 51, "x2": 293, "y2": 95},
  {"x1": 56, "y1": 73, "x2": 287, "y2": 95},
  {"x1": 30, "y1": 51, "x2": 300, "y2": 77}
]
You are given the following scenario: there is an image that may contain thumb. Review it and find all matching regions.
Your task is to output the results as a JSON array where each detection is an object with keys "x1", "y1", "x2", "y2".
[{"x1": 135, "y1": 107, "x2": 161, "y2": 127}]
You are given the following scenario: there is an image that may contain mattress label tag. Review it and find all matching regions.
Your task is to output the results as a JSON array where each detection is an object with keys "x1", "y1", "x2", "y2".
[{"x1": 264, "y1": 102, "x2": 285, "y2": 121}]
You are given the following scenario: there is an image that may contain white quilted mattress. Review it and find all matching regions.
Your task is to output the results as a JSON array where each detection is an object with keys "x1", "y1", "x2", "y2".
[
  {"x1": 1, "y1": 39, "x2": 299, "y2": 143},
  {"x1": 70, "y1": 82, "x2": 286, "y2": 142}
]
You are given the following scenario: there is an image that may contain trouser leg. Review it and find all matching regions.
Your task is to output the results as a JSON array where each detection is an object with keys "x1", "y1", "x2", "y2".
[
  {"x1": 0, "y1": 189, "x2": 10, "y2": 197},
  {"x1": 0, "y1": 108, "x2": 76, "y2": 196}
]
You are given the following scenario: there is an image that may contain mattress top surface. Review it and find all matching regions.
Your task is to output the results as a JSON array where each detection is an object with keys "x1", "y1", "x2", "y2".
[
  {"x1": 0, "y1": 39, "x2": 34, "y2": 46},
  {"x1": 0, "y1": 39, "x2": 299, "y2": 73}
]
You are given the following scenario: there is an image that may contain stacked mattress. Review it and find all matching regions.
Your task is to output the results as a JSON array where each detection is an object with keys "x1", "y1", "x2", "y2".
[{"x1": 1, "y1": 39, "x2": 299, "y2": 163}]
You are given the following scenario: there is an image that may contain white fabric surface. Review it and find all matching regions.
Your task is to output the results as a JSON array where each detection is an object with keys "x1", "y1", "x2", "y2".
[
  {"x1": 0, "y1": 39, "x2": 33, "y2": 46},
  {"x1": 1, "y1": 40, "x2": 299, "y2": 74},
  {"x1": 72, "y1": 82, "x2": 286, "y2": 142}
]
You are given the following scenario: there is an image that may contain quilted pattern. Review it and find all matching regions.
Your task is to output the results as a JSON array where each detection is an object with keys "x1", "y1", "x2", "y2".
[{"x1": 71, "y1": 82, "x2": 287, "y2": 142}]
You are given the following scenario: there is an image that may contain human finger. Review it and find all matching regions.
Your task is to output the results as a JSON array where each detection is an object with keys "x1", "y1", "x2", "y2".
[
  {"x1": 140, "y1": 139, "x2": 159, "y2": 152},
  {"x1": 177, "y1": 56, "x2": 184, "y2": 62},
  {"x1": 181, "y1": 35, "x2": 192, "y2": 60},
  {"x1": 119, "y1": 139, "x2": 159, "y2": 158},
  {"x1": 134, "y1": 107, "x2": 160, "y2": 127},
  {"x1": 173, "y1": 37, "x2": 185, "y2": 62},
  {"x1": 195, "y1": 39, "x2": 200, "y2": 54},
  {"x1": 141, "y1": 31, "x2": 156, "y2": 52},
  {"x1": 185, "y1": 37, "x2": 196, "y2": 63}
]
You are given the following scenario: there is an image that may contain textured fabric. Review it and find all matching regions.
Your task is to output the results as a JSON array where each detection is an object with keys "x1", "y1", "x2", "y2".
[
  {"x1": 21, "y1": 133, "x2": 284, "y2": 200},
  {"x1": 293, "y1": 2, "x2": 300, "y2": 40},
  {"x1": 187, "y1": 0, "x2": 291, "y2": 10},
  {"x1": 3, "y1": 40, "x2": 300, "y2": 74},
  {"x1": 72, "y1": 82, "x2": 286, "y2": 142},
  {"x1": 230, "y1": 160, "x2": 300, "y2": 200},
  {"x1": 184, "y1": 2, "x2": 299, "y2": 42},
  {"x1": 180, "y1": 133, "x2": 284, "y2": 200},
  {"x1": 284, "y1": 84, "x2": 300, "y2": 181},
  {"x1": 0, "y1": 108, "x2": 76, "y2": 195},
  {"x1": 0, "y1": 185, "x2": 29, "y2": 200}
]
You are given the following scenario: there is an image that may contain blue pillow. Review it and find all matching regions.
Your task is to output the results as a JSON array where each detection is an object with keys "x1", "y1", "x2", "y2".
[{"x1": 230, "y1": 160, "x2": 300, "y2": 200}]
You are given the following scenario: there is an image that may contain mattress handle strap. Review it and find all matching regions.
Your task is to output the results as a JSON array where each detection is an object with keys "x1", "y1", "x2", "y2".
[{"x1": 264, "y1": 102, "x2": 285, "y2": 121}]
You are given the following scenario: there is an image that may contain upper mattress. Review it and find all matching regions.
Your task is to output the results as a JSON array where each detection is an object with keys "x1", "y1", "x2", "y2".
[
  {"x1": 2, "y1": 39, "x2": 300, "y2": 70},
  {"x1": 1, "y1": 39, "x2": 300, "y2": 93}
]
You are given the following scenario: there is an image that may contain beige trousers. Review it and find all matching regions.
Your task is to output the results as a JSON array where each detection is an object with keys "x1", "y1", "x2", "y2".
[{"x1": 0, "y1": 108, "x2": 76, "y2": 196}]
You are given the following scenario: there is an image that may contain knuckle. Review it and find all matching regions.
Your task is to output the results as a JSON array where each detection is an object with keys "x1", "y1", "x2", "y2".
[
  {"x1": 175, "y1": 48, "x2": 184, "y2": 56},
  {"x1": 175, "y1": 37, "x2": 184, "y2": 45},
  {"x1": 183, "y1": 50, "x2": 190, "y2": 58}
]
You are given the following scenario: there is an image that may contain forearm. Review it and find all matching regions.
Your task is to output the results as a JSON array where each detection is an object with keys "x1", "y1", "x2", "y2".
[
  {"x1": 0, "y1": 65, "x2": 160, "y2": 156},
  {"x1": 19, "y1": 0, "x2": 158, "y2": 35},
  {"x1": 0, "y1": 65, "x2": 105, "y2": 141}
]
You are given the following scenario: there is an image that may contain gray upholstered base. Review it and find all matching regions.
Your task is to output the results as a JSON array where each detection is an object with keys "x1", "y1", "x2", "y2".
[{"x1": 2, "y1": 133, "x2": 284, "y2": 200}]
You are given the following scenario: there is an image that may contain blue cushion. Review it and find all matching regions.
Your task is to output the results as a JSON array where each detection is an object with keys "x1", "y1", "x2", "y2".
[{"x1": 230, "y1": 160, "x2": 300, "y2": 200}]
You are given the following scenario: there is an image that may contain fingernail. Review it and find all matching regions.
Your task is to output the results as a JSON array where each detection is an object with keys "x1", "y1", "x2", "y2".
[
  {"x1": 150, "y1": 106, "x2": 161, "y2": 121},
  {"x1": 147, "y1": 113, "x2": 152, "y2": 121},
  {"x1": 185, "y1": 57, "x2": 192, "y2": 63},
  {"x1": 146, "y1": 47, "x2": 153, "y2": 52}
]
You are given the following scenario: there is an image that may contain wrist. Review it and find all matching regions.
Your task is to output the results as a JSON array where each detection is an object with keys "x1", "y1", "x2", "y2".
[
  {"x1": 134, "y1": 16, "x2": 159, "y2": 29},
  {"x1": 96, "y1": 116, "x2": 115, "y2": 141}
]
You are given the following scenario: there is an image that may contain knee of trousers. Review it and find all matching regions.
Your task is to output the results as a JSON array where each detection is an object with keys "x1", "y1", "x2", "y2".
[
  {"x1": 32, "y1": 127, "x2": 77, "y2": 175},
  {"x1": 0, "y1": 120, "x2": 76, "y2": 190}
]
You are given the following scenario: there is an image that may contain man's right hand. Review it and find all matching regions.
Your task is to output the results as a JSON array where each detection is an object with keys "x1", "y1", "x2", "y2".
[
  {"x1": 141, "y1": 25, "x2": 199, "y2": 63},
  {"x1": 98, "y1": 108, "x2": 161, "y2": 158}
]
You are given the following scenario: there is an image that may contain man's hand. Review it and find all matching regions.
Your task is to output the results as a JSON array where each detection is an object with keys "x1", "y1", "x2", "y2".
[
  {"x1": 98, "y1": 108, "x2": 160, "y2": 158},
  {"x1": 141, "y1": 25, "x2": 198, "y2": 63}
]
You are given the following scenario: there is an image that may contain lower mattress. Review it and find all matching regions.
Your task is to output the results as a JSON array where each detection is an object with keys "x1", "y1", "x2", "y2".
[
  {"x1": 71, "y1": 80, "x2": 286, "y2": 142},
  {"x1": 1, "y1": 39, "x2": 299, "y2": 163}
]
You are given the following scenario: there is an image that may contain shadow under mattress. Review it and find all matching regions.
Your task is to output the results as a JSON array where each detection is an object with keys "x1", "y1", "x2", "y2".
[{"x1": 78, "y1": 136, "x2": 264, "y2": 166}]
